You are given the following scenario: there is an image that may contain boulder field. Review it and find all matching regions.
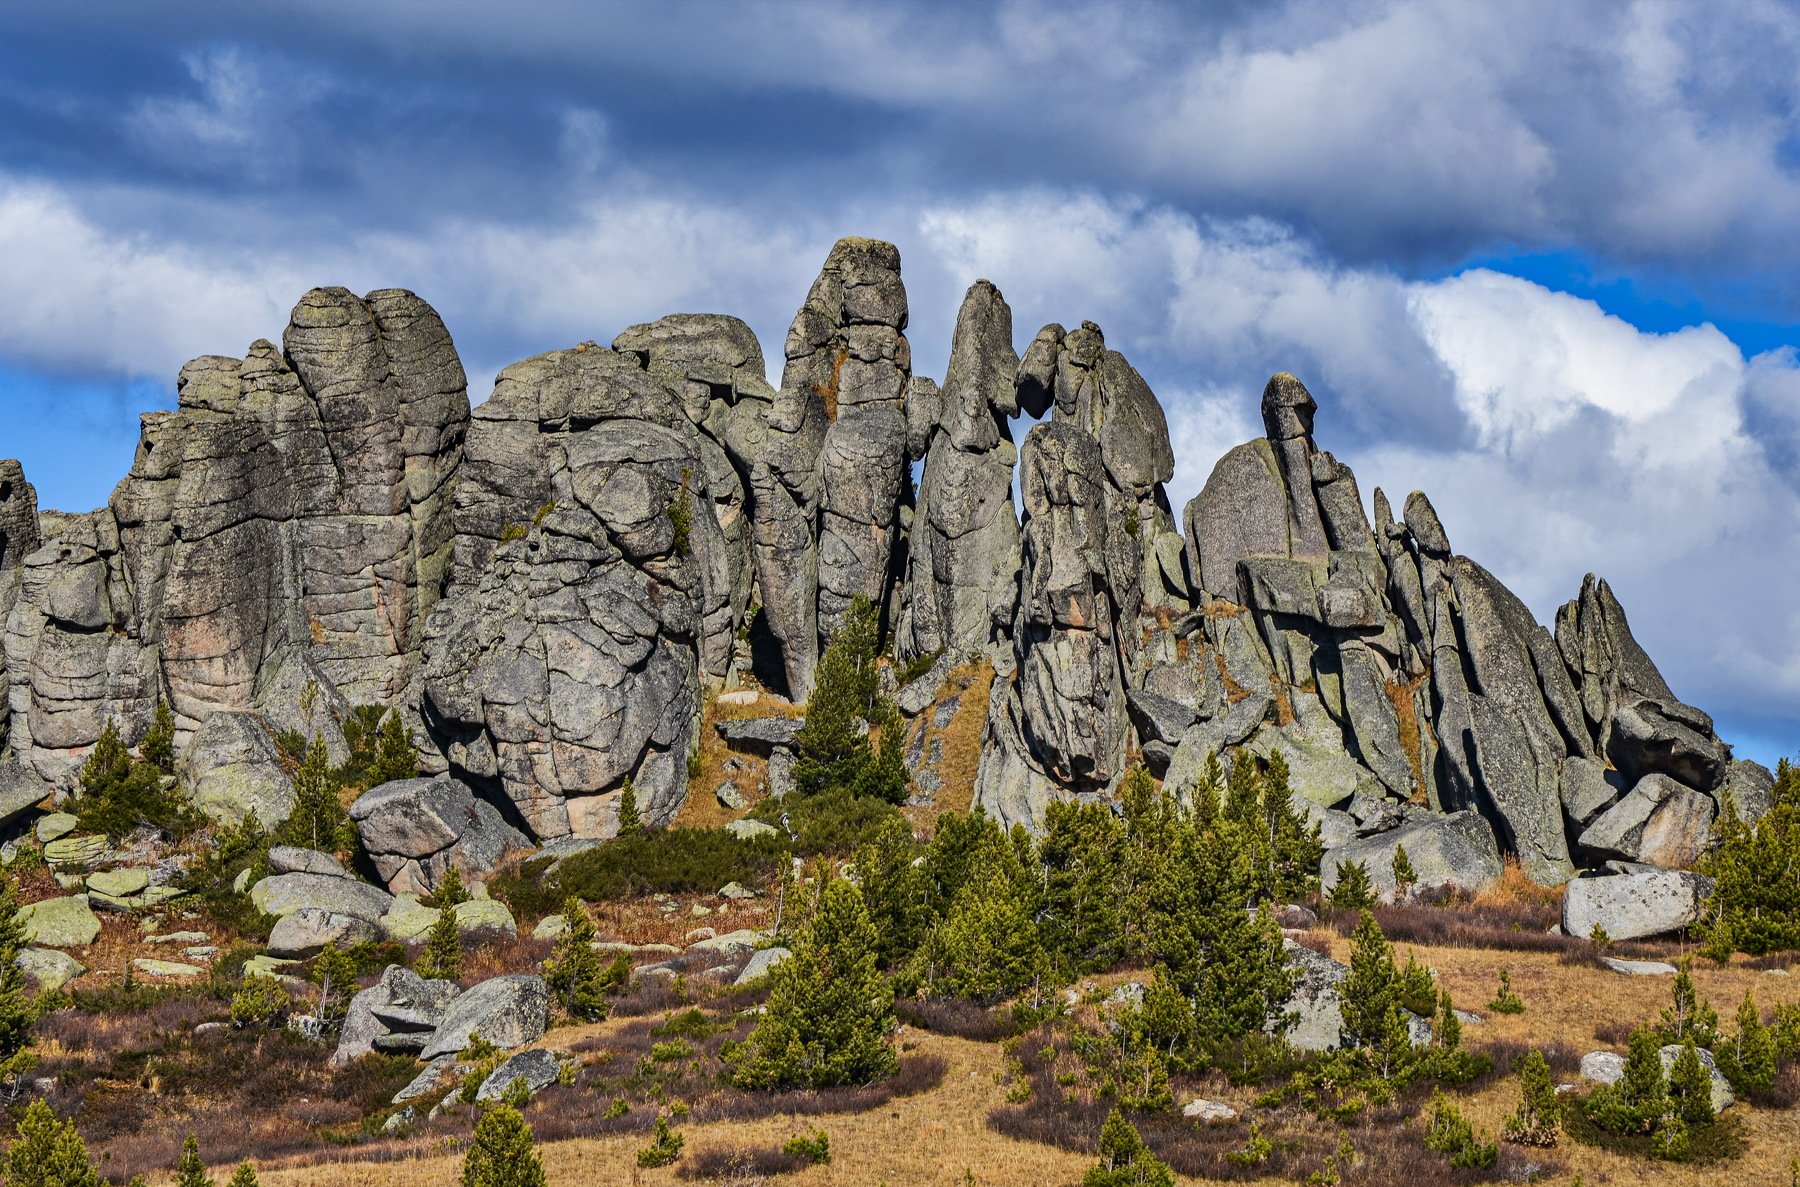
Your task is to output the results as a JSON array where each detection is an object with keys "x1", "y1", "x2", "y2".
[{"x1": 0, "y1": 237, "x2": 1770, "y2": 900}]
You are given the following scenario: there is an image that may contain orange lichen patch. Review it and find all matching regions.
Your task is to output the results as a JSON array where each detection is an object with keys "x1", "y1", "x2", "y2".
[
  {"x1": 1269, "y1": 674, "x2": 1295, "y2": 727},
  {"x1": 308, "y1": 617, "x2": 326, "y2": 644},
  {"x1": 812, "y1": 346, "x2": 847, "y2": 422},
  {"x1": 1213, "y1": 649, "x2": 1251, "y2": 704}
]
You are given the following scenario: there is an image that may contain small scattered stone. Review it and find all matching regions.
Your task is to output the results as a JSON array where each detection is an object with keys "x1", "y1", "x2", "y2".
[
  {"x1": 714, "y1": 780, "x2": 747, "y2": 810},
  {"x1": 718, "y1": 881, "x2": 758, "y2": 900},
  {"x1": 185, "y1": 946, "x2": 218, "y2": 960},
  {"x1": 86, "y1": 868, "x2": 150, "y2": 898},
  {"x1": 531, "y1": 915, "x2": 569, "y2": 940},
  {"x1": 193, "y1": 1022, "x2": 229, "y2": 1037},
  {"x1": 716, "y1": 690, "x2": 759, "y2": 707},
  {"x1": 688, "y1": 929, "x2": 765, "y2": 955},
  {"x1": 1601, "y1": 957, "x2": 1678, "y2": 976},
  {"x1": 685, "y1": 927, "x2": 717, "y2": 943},
  {"x1": 132, "y1": 958, "x2": 204, "y2": 978},
  {"x1": 1182, "y1": 1098, "x2": 1238, "y2": 1122},
  {"x1": 145, "y1": 931, "x2": 210, "y2": 945},
  {"x1": 383, "y1": 1107, "x2": 417, "y2": 1133},
  {"x1": 16, "y1": 947, "x2": 84, "y2": 991},
  {"x1": 690, "y1": 904, "x2": 714, "y2": 917},
  {"x1": 36, "y1": 813, "x2": 77, "y2": 843},
  {"x1": 724, "y1": 819, "x2": 780, "y2": 842}
]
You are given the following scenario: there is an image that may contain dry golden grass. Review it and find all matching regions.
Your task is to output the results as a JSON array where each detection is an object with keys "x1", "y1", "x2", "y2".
[
  {"x1": 903, "y1": 661, "x2": 994, "y2": 837},
  {"x1": 672, "y1": 690, "x2": 804, "y2": 832}
]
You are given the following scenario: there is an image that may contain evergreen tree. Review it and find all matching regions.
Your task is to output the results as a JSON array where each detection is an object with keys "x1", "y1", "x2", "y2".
[
  {"x1": 793, "y1": 595, "x2": 883, "y2": 797},
  {"x1": 922, "y1": 809, "x2": 1011, "y2": 917},
  {"x1": 1502, "y1": 1049, "x2": 1560, "y2": 1146},
  {"x1": 1699, "y1": 758, "x2": 1800, "y2": 954},
  {"x1": 1424, "y1": 1089, "x2": 1497, "y2": 1168},
  {"x1": 1717, "y1": 988, "x2": 1777, "y2": 1095},
  {"x1": 615, "y1": 775, "x2": 642, "y2": 837},
  {"x1": 636, "y1": 1113, "x2": 685, "y2": 1168},
  {"x1": 1584, "y1": 1026, "x2": 1667, "y2": 1134},
  {"x1": 174, "y1": 1135, "x2": 212, "y2": 1187},
  {"x1": 371, "y1": 710, "x2": 419, "y2": 785},
  {"x1": 75, "y1": 716, "x2": 184, "y2": 838},
  {"x1": 461, "y1": 1103, "x2": 547, "y2": 1187},
  {"x1": 1039, "y1": 800, "x2": 1128, "y2": 973},
  {"x1": 1668, "y1": 1039, "x2": 1715, "y2": 1126},
  {"x1": 1487, "y1": 968, "x2": 1525, "y2": 1015},
  {"x1": 1390, "y1": 844, "x2": 1418, "y2": 900},
  {"x1": 225, "y1": 1163, "x2": 260, "y2": 1187},
  {"x1": 920, "y1": 856, "x2": 1047, "y2": 1003},
  {"x1": 1082, "y1": 1107, "x2": 1175, "y2": 1187},
  {"x1": 418, "y1": 901, "x2": 463, "y2": 980},
  {"x1": 1340, "y1": 911, "x2": 1411, "y2": 1076},
  {"x1": 277, "y1": 735, "x2": 353, "y2": 856},
  {"x1": 435, "y1": 864, "x2": 470, "y2": 908},
  {"x1": 1327, "y1": 859, "x2": 1376, "y2": 912},
  {"x1": 851, "y1": 816, "x2": 928, "y2": 968},
  {"x1": 310, "y1": 942, "x2": 359, "y2": 1023},
  {"x1": 1656, "y1": 961, "x2": 1719, "y2": 1047},
  {"x1": 1257, "y1": 751, "x2": 1324, "y2": 902},
  {"x1": 728, "y1": 875, "x2": 896, "y2": 1089},
  {"x1": 0, "y1": 873, "x2": 35, "y2": 1080},
  {"x1": 544, "y1": 897, "x2": 617, "y2": 1021},
  {"x1": 141, "y1": 700, "x2": 177, "y2": 773},
  {"x1": 2, "y1": 1100, "x2": 103, "y2": 1187}
]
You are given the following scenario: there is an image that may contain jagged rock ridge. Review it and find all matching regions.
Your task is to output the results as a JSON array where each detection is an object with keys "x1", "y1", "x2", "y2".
[{"x1": 0, "y1": 239, "x2": 1769, "y2": 886}]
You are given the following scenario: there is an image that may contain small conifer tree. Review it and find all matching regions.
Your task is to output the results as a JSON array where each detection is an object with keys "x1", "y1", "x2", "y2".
[
  {"x1": 142, "y1": 700, "x2": 177, "y2": 773},
  {"x1": 1698, "y1": 758, "x2": 1800, "y2": 955},
  {"x1": 728, "y1": 875, "x2": 896, "y2": 1090},
  {"x1": 435, "y1": 863, "x2": 470, "y2": 908},
  {"x1": 1657, "y1": 960, "x2": 1719, "y2": 1046},
  {"x1": 544, "y1": 897, "x2": 615, "y2": 1021},
  {"x1": 615, "y1": 775, "x2": 642, "y2": 836},
  {"x1": 174, "y1": 1135, "x2": 212, "y2": 1187},
  {"x1": 0, "y1": 874, "x2": 35, "y2": 1081},
  {"x1": 278, "y1": 735, "x2": 353, "y2": 856},
  {"x1": 371, "y1": 710, "x2": 419, "y2": 785},
  {"x1": 418, "y1": 902, "x2": 464, "y2": 980},
  {"x1": 1502, "y1": 1048, "x2": 1560, "y2": 1146},
  {"x1": 1390, "y1": 844, "x2": 1418, "y2": 900},
  {"x1": 920, "y1": 857, "x2": 1047, "y2": 1003},
  {"x1": 1487, "y1": 968, "x2": 1525, "y2": 1014},
  {"x1": 461, "y1": 1103, "x2": 547, "y2": 1187},
  {"x1": 851, "y1": 815, "x2": 929, "y2": 967},
  {"x1": 1082, "y1": 1106, "x2": 1175, "y2": 1187},
  {"x1": 636, "y1": 1113, "x2": 685, "y2": 1168},
  {"x1": 1424, "y1": 1089, "x2": 1497, "y2": 1168},
  {"x1": 311, "y1": 942, "x2": 359, "y2": 1023},
  {"x1": 3, "y1": 1100, "x2": 104, "y2": 1187},
  {"x1": 1584, "y1": 1026, "x2": 1667, "y2": 1134},
  {"x1": 1341, "y1": 910, "x2": 1410, "y2": 1075},
  {"x1": 1668, "y1": 1038, "x2": 1716, "y2": 1126},
  {"x1": 1717, "y1": 988, "x2": 1777, "y2": 1095},
  {"x1": 1327, "y1": 859, "x2": 1376, "y2": 912},
  {"x1": 225, "y1": 1163, "x2": 260, "y2": 1187}
]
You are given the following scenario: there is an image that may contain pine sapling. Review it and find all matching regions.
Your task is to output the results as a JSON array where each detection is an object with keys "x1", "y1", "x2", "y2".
[{"x1": 1487, "y1": 967, "x2": 1525, "y2": 1014}]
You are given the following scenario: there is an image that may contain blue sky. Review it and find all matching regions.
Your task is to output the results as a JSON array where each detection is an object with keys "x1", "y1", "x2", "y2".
[{"x1": 1, "y1": 0, "x2": 1796, "y2": 764}]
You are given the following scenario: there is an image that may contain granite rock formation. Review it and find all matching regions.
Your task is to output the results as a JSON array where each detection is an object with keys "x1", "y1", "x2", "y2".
[{"x1": 0, "y1": 235, "x2": 1763, "y2": 887}]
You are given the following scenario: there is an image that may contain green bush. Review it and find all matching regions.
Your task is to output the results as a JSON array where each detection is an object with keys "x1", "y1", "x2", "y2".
[
  {"x1": 636, "y1": 1114, "x2": 684, "y2": 1168},
  {"x1": 1487, "y1": 967, "x2": 1525, "y2": 1015},
  {"x1": 1503, "y1": 1049, "x2": 1561, "y2": 1146},
  {"x1": 2, "y1": 1099, "x2": 103, "y2": 1187},
  {"x1": 1082, "y1": 1106, "x2": 1174, "y2": 1187},
  {"x1": 1326, "y1": 859, "x2": 1376, "y2": 912},
  {"x1": 781, "y1": 1128, "x2": 831, "y2": 1165},
  {"x1": 462, "y1": 1103, "x2": 546, "y2": 1187},
  {"x1": 229, "y1": 975, "x2": 290, "y2": 1027},
  {"x1": 1698, "y1": 758, "x2": 1800, "y2": 955},
  {"x1": 73, "y1": 717, "x2": 192, "y2": 840},
  {"x1": 534, "y1": 828, "x2": 788, "y2": 909},
  {"x1": 753, "y1": 786, "x2": 904, "y2": 855}
]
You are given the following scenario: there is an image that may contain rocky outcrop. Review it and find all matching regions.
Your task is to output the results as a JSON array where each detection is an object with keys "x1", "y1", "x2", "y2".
[{"x1": 349, "y1": 774, "x2": 527, "y2": 896}]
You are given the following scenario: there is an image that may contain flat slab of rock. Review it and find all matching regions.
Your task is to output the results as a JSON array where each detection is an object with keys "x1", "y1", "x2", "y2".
[
  {"x1": 86, "y1": 868, "x2": 150, "y2": 898},
  {"x1": 1601, "y1": 957, "x2": 1678, "y2": 976},
  {"x1": 20, "y1": 895, "x2": 101, "y2": 948},
  {"x1": 475, "y1": 1048, "x2": 562, "y2": 1103},
  {"x1": 1563, "y1": 870, "x2": 1712, "y2": 942},
  {"x1": 250, "y1": 872, "x2": 394, "y2": 923},
  {"x1": 688, "y1": 928, "x2": 766, "y2": 955},
  {"x1": 421, "y1": 974, "x2": 549, "y2": 1060},
  {"x1": 1182, "y1": 1098, "x2": 1238, "y2": 1122},
  {"x1": 725, "y1": 819, "x2": 780, "y2": 841},
  {"x1": 35, "y1": 813, "x2": 78, "y2": 843},
  {"x1": 43, "y1": 836, "x2": 111, "y2": 869},
  {"x1": 132, "y1": 958, "x2": 203, "y2": 978},
  {"x1": 393, "y1": 1056, "x2": 461, "y2": 1104},
  {"x1": 714, "y1": 716, "x2": 805, "y2": 751},
  {"x1": 269, "y1": 847, "x2": 350, "y2": 877}
]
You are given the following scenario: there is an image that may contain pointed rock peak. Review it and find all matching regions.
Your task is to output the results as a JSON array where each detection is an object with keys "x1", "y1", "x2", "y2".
[
  {"x1": 940, "y1": 280, "x2": 1020, "y2": 451},
  {"x1": 1372, "y1": 486, "x2": 1408, "y2": 540},
  {"x1": 0, "y1": 459, "x2": 40, "y2": 571},
  {"x1": 1403, "y1": 490, "x2": 1451, "y2": 556},
  {"x1": 1260, "y1": 372, "x2": 1316, "y2": 442},
  {"x1": 1015, "y1": 323, "x2": 1065, "y2": 418},
  {"x1": 812, "y1": 237, "x2": 906, "y2": 330},
  {"x1": 1065, "y1": 320, "x2": 1105, "y2": 367}
]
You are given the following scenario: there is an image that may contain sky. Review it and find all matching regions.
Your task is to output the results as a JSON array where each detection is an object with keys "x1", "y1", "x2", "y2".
[{"x1": 0, "y1": 0, "x2": 1796, "y2": 765}]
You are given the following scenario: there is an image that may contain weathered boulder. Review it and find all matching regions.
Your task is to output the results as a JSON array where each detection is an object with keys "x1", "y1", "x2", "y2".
[
  {"x1": 714, "y1": 716, "x2": 805, "y2": 751},
  {"x1": 350, "y1": 775, "x2": 526, "y2": 896},
  {"x1": 1578, "y1": 773, "x2": 1715, "y2": 869},
  {"x1": 19, "y1": 895, "x2": 100, "y2": 948},
  {"x1": 734, "y1": 946, "x2": 792, "y2": 986},
  {"x1": 268, "y1": 846, "x2": 348, "y2": 878},
  {"x1": 1281, "y1": 939, "x2": 1347, "y2": 1052},
  {"x1": 1320, "y1": 810, "x2": 1504, "y2": 902},
  {"x1": 332, "y1": 965, "x2": 460, "y2": 1066},
  {"x1": 180, "y1": 712, "x2": 299, "y2": 829},
  {"x1": 420, "y1": 974, "x2": 549, "y2": 1059},
  {"x1": 16, "y1": 946, "x2": 84, "y2": 991},
  {"x1": 267, "y1": 906, "x2": 381, "y2": 959},
  {"x1": 1562, "y1": 870, "x2": 1712, "y2": 941},
  {"x1": 0, "y1": 760, "x2": 48, "y2": 828},
  {"x1": 1580, "y1": 1046, "x2": 1733, "y2": 1113},
  {"x1": 250, "y1": 872, "x2": 394, "y2": 924},
  {"x1": 474, "y1": 1048, "x2": 563, "y2": 1103}
]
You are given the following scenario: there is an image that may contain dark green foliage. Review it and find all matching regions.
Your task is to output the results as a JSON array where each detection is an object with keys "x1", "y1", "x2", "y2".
[
  {"x1": 615, "y1": 776, "x2": 642, "y2": 837},
  {"x1": 141, "y1": 700, "x2": 176, "y2": 773},
  {"x1": 1716, "y1": 989, "x2": 1777, "y2": 1095},
  {"x1": 174, "y1": 1134, "x2": 212, "y2": 1187},
  {"x1": 461, "y1": 1103, "x2": 547, "y2": 1187},
  {"x1": 1082, "y1": 1106, "x2": 1174, "y2": 1187},
  {"x1": 1398, "y1": 952, "x2": 1437, "y2": 1017},
  {"x1": 432, "y1": 864, "x2": 470, "y2": 909},
  {"x1": 417, "y1": 901, "x2": 463, "y2": 980},
  {"x1": 544, "y1": 898, "x2": 625, "y2": 1021},
  {"x1": 1039, "y1": 800, "x2": 1128, "y2": 974},
  {"x1": 792, "y1": 594, "x2": 908, "y2": 803},
  {"x1": 1503, "y1": 1049, "x2": 1561, "y2": 1146},
  {"x1": 1341, "y1": 910, "x2": 1412, "y2": 1076},
  {"x1": 275, "y1": 735, "x2": 354, "y2": 857},
  {"x1": 1668, "y1": 1039, "x2": 1715, "y2": 1126},
  {"x1": 309, "y1": 943, "x2": 359, "y2": 1023},
  {"x1": 780, "y1": 1128, "x2": 831, "y2": 1164},
  {"x1": 229, "y1": 975, "x2": 290, "y2": 1027},
  {"x1": 1326, "y1": 859, "x2": 1376, "y2": 912},
  {"x1": 636, "y1": 1113, "x2": 685, "y2": 1168},
  {"x1": 851, "y1": 816, "x2": 928, "y2": 967},
  {"x1": 2, "y1": 1099, "x2": 103, "y2": 1187},
  {"x1": 918, "y1": 847, "x2": 1048, "y2": 1004},
  {"x1": 728, "y1": 875, "x2": 897, "y2": 1090},
  {"x1": 176, "y1": 815, "x2": 277, "y2": 939},
  {"x1": 1656, "y1": 961, "x2": 1719, "y2": 1047},
  {"x1": 1423, "y1": 1089, "x2": 1497, "y2": 1169},
  {"x1": 1583, "y1": 1026, "x2": 1668, "y2": 1135},
  {"x1": 495, "y1": 827, "x2": 788, "y2": 917},
  {"x1": 224, "y1": 1163, "x2": 259, "y2": 1187},
  {"x1": 0, "y1": 874, "x2": 35, "y2": 1079},
  {"x1": 754, "y1": 785, "x2": 905, "y2": 855},
  {"x1": 372, "y1": 710, "x2": 419, "y2": 786},
  {"x1": 1390, "y1": 844, "x2": 1418, "y2": 899},
  {"x1": 74, "y1": 717, "x2": 190, "y2": 839},
  {"x1": 1487, "y1": 967, "x2": 1525, "y2": 1014},
  {"x1": 1699, "y1": 757, "x2": 1800, "y2": 955}
]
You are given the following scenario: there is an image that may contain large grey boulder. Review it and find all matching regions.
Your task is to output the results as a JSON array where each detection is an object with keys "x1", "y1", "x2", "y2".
[
  {"x1": 1281, "y1": 939, "x2": 1347, "y2": 1052},
  {"x1": 181, "y1": 712, "x2": 296, "y2": 829},
  {"x1": 1562, "y1": 870, "x2": 1712, "y2": 941},
  {"x1": 1577, "y1": 773, "x2": 1715, "y2": 869},
  {"x1": 17, "y1": 946, "x2": 84, "y2": 990},
  {"x1": 350, "y1": 775, "x2": 526, "y2": 897},
  {"x1": 332, "y1": 965, "x2": 460, "y2": 1066},
  {"x1": 267, "y1": 906, "x2": 381, "y2": 959},
  {"x1": 1580, "y1": 1046, "x2": 1733, "y2": 1114},
  {"x1": 250, "y1": 872, "x2": 394, "y2": 924},
  {"x1": 20, "y1": 895, "x2": 101, "y2": 948},
  {"x1": 1320, "y1": 809, "x2": 1504, "y2": 902},
  {"x1": 420, "y1": 974, "x2": 550, "y2": 1059},
  {"x1": 0, "y1": 760, "x2": 48, "y2": 829},
  {"x1": 268, "y1": 846, "x2": 348, "y2": 877},
  {"x1": 475, "y1": 1048, "x2": 562, "y2": 1103}
]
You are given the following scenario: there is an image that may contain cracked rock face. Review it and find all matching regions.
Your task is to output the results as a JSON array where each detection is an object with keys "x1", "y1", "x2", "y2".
[{"x1": 421, "y1": 344, "x2": 736, "y2": 840}]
